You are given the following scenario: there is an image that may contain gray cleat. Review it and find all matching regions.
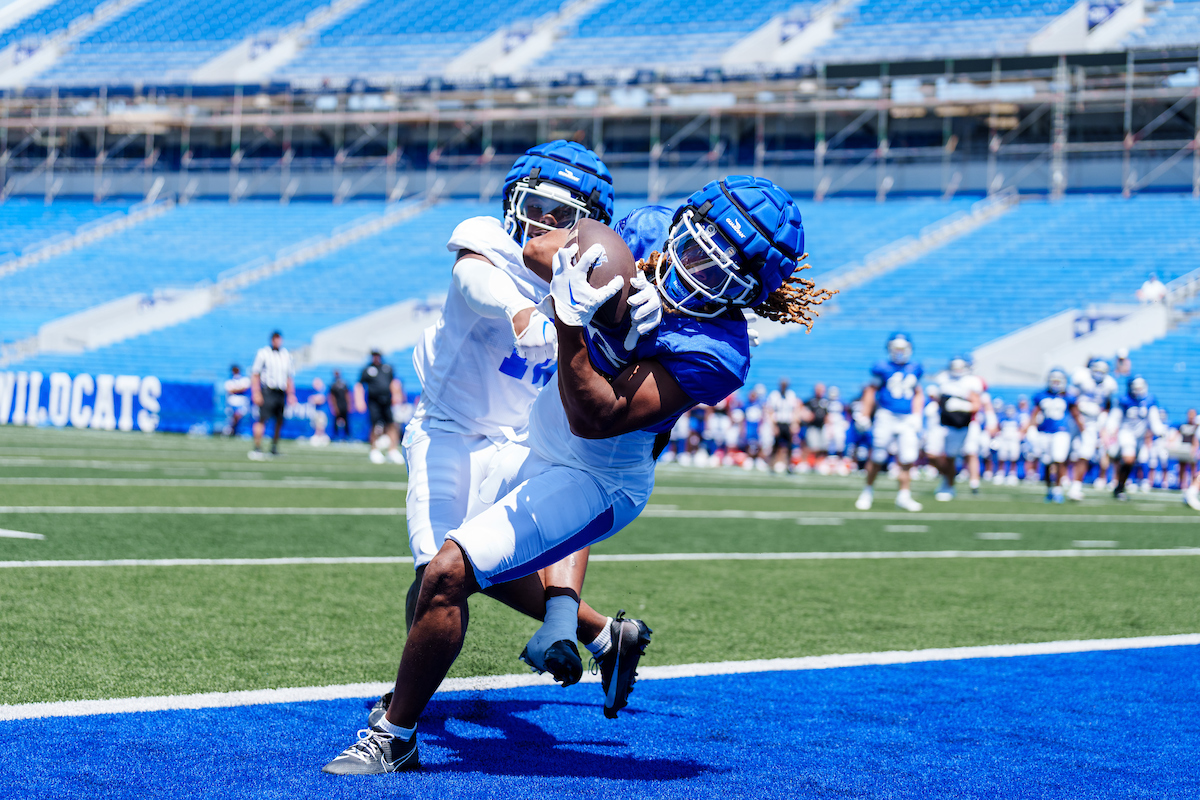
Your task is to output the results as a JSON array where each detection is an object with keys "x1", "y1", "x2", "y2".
[
  {"x1": 322, "y1": 725, "x2": 419, "y2": 775},
  {"x1": 592, "y1": 610, "x2": 652, "y2": 719},
  {"x1": 367, "y1": 691, "x2": 392, "y2": 728}
]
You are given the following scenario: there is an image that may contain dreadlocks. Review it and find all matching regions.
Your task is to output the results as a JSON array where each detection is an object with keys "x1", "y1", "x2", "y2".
[{"x1": 635, "y1": 251, "x2": 836, "y2": 332}]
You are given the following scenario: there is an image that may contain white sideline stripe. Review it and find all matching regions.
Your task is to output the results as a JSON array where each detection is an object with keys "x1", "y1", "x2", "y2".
[
  {"x1": 3, "y1": 633, "x2": 1197, "y2": 721},
  {"x1": 641, "y1": 508, "x2": 1200, "y2": 524},
  {"x1": 3, "y1": 549, "x2": 1200, "y2": 569},
  {"x1": 0, "y1": 506, "x2": 404, "y2": 515},
  {"x1": 0, "y1": 478, "x2": 407, "y2": 490},
  {"x1": 0, "y1": 528, "x2": 44, "y2": 540}
]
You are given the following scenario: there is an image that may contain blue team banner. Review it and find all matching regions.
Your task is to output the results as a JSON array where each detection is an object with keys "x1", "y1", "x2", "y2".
[
  {"x1": 0, "y1": 369, "x2": 408, "y2": 440},
  {"x1": 0, "y1": 370, "x2": 213, "y2": 434}
]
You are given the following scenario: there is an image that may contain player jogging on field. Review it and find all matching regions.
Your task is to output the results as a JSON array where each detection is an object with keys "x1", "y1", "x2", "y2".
[
  {"x1": 1108, "y1": 375, "x2": 1166, "y2": 501},
  {"x1": 854, "y1": 333, "x2": 924, "y2": 512},
  {"x1": 322, "y1": 176, "x2": 832, "y2": 774},
  {"x1": 1068, "y1": 357, "x2": 1117, "y2": 500},
  {"x1": 1021, "y1": 368, "x2": 1084, "y2": 503},
  {"x1": 929, "y1": 355, "x2": 981, "y2": 502}
]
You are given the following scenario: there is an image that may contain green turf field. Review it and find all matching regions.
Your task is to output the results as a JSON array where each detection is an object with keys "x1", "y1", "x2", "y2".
[{"x1": 2, "y1": 426, "x2": 1198, "y2": 706}]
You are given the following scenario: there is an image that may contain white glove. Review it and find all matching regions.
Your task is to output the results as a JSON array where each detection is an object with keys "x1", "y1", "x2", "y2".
[
  {"x1": 514, "y1": 308, "x2": 557, "y2": 364},
  {"x1": 748, "y1": 328, "x2": 761, "y2": 347},
  {"x1": 853, "y1": 412, "x2": 871, "y2": 433},
  {"x1": 550, "y1": 243, "x2": 623, "y2": 328},
  {"x1": 623, "y1": 273, "x2": 662, "y2": 350}
]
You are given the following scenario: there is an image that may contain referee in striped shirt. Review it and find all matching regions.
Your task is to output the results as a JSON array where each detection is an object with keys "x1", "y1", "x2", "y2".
[{"x1": 249, "y1": 330, "x2": 296, "y2": 460}]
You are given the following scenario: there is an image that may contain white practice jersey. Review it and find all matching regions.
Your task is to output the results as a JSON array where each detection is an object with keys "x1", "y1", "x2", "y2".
[
  {"x1": 413, "y1": 217, "x2": 551, "y2": 439},
  {"x1": 934, "y1": 371, "x2": 982, "y2": 426},
  {"x1": 1070, "y1": 368, "x2": 1118, "y2": 424},
  {"x1": 527, "y1": 373, "x2": 657, "y2": 503}
]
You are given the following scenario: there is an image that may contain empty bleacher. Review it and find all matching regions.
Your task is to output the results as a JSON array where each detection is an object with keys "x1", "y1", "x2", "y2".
[
  {"x1": 0, "y1": 199, "x2": 131, "y2": 261},
  {"x1": 0, "y1": 201, "x2": 378, "y2": 347},
  {"x1": 748, "y1": 194, "x2": 1200, "y2": 398},
  {"x1": 0, "y1": 0, "x2": 108, "y2": 51},
  {"x1": 278, "y1": 0, "x2": 557, "y2": 81},
  {"x1": 36, "y1": 0, "x2": 329, "y2": 85},
  {"x1": 13, "y1": 201, "x2": 479, "y2": 384},
  {"x1": 529, "y1": 0, "x2": 802, "y2": 76},
  {"x1": 1126, "y1": 0, "x2": 1200, "y2": 50},
  {"x1": 813, "y1": 0, "x2": 1076, "y2": 63},
  {"x1": 1128, "y1": 316, "x2": 1200, "y2": 420}
]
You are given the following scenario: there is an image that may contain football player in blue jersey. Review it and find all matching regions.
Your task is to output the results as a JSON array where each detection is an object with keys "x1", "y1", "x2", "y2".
[
  {"x1": 1107, "y1": 375, "x2": 1166, "y2": 501},
  {"x1": 1021, "y1": 368, "x2": 1085, "y2": 503},
  {"x1": 854, "y1": 333, "x2": 925, "y2": 512},
  {"x1": 323, "y1": 176, "x2": 832, "y2": 773}
]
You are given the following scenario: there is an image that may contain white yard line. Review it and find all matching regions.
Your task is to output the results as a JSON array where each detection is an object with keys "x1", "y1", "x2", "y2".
[
  {"x1": 0, "y1": 478, "x2": 407, "y2": 490},
  {"x1": 3, "y1": 633, "x2": 1196, "y2": 721},
  {"x1": 0, "y1": 506, "x2": 404, "y2": 515},
  {"x1": 3, "y1": 549, "x2": 1200, "y2": 569},
  {"x1": 0, "y1": 528, "x2": 44, "y2": 540},
  {"x1": 640, "y1": 508, "x2": 1200, "y2": 524}
]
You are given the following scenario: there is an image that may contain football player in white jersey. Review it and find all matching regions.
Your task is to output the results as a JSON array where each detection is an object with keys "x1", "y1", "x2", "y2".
[
  {"x1": 928, "y1": 356, "x2": 981, "y2": 502},
  {"x1": 1068, "y1": 357, "x2": 1118, "y2": 500},
  {"x1": 399, "y1": 140, "x2": 623, "y2": 650},
  {"x1": 324, "y1": 177, "x2": 830, "y2": 774}
]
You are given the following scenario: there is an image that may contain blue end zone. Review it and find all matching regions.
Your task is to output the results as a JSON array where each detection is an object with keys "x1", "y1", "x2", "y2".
[{"x1": 4, "y1": 646, "x2": 1198, "y2": 798}]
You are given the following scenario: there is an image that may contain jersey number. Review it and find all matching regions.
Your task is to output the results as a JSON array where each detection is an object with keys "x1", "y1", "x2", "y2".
[
  {"x1": 499, "y1": 350, "x2": 556, "y2": 387},
  {"x1": 1042, "y1": 398, "x2": 1067, "y2": 421},
  {"x1": 886, "y1": 372, "x2": 917, "y2": 400}
]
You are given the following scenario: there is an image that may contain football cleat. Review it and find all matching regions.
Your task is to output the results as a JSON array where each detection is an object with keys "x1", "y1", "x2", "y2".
[
  {"x1": 1067, "y1": 482, "x2": 1084, "y2": 502},
  {"x1": 895, "y1": 493, "x2": 923, "y2": 512},
  {"x1": 854, "y1": 488, "x2": 873, "y2": 510},
  {"x1": 1114, "y1": 489, "x2": 1129, "y2": 502},
  {"x1": 519, "y1": 639, "x2": 583, "y2": 687},
  {"x1": 367, "y1": 692, "x2": 392, "y2": 728},
  {"x1": 368, "y1": 449, "x2": 386, "y2": 465},
  {"x1": 247, "y1": 449, "x2": 266, "y2": 461},
  {"x1": 322, "y1": 726, "x2": 419, "y2": 775},
  {"x1": 592, "y1": 610, "x2": 652, "y2": 719},
  {"x1": 1185, "y1": 490, "x2": 1200, "y2": 511}
]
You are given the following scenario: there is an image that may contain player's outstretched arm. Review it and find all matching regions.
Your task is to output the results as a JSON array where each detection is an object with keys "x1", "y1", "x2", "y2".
[{"x1": 554, "y1": 319, "x2": 692, "y2": 439}]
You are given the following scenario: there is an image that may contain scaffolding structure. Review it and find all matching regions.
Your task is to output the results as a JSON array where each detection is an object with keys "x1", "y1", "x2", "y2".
[{"x1": 1, "y1": 49, "x2": 1198, "y2": 203}]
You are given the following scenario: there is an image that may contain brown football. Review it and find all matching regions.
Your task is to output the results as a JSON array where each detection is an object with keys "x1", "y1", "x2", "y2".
[{"x1": 563, "y1": 218, "x2": 636, "y2": 334}]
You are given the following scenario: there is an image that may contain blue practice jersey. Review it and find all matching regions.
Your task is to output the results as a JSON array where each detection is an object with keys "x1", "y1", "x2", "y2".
[
  {"x1": 585, "y1": 206, "x2": 751, "y2": 435},
  {"x1": 869, "y1": 361, "x2": 923, "y2": 414},
  {"x1": 1116, "y1": 394, "x2": 1160, "y2": 433},
  {"x1": 1031, "y1": 389, "x2": 1075, "y2": 433}
]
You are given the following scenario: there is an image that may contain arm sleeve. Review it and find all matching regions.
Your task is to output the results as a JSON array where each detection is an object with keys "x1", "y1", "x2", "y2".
[
  {"x1": 251, "y1": 349, "x2": 264, "y2": 376},
  {"x1": 453, "y1": 256, "x2": 535, "y2": 322}
]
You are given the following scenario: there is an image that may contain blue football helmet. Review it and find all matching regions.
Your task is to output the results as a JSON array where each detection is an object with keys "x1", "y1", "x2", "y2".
[
  {"x1": 655, "y1": 176, "x2": 805, "y2": 319},
  {"x1": 886, "y1": 332, "x2": 913, "y2": 365},
  {"x1": 1048, "y1": 368, "x2": 1068, "y2": 393},
  {"x1": 502, "y1": 140, "x2": 614, "y2": 245}
]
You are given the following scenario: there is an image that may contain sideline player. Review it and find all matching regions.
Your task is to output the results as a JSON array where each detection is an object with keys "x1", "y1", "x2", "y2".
[
  {"x1": 358, "y1": 349, "x2": 404, "y2": 464},
  {"x1": 929, "y1": 355, "x2": 981, "y2": 502},
  {"x1": 1068, "y1": 357, "x2": 1117, "y2": 500},
  {"x1": 854, "y1": 333, "x2": 924, "y2": 512},
  {"x1": 222, "y1": 364, "x2": 250, "y2": 436},
  {"x1": 323, "y1": 176, "x2": 831, "y2": 773},
  {"x1": 1022, "y1": 368, "x2": 1084, "y2": 503},
  {"x1": 1109, "y1": 375, "x2": 1166, "y2": 500}
]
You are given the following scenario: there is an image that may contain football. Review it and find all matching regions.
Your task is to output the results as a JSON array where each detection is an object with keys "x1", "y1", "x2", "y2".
[{"x1": 564, "y1": 218, "x2": 636, "y2": 334}]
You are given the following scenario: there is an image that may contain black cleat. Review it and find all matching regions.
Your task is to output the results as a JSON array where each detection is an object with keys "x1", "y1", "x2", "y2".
[
  {"x1": 322, "y1": 726, "x2": 419, "y2": 775},
  {"x1": 367, "y1": 691, "x2": 392, "y2": 728},
  {"x1": 592, "y1": 610, "x2": 652, "y2": 719},
  {"x1": 519, "y1": 640, "x2": 583, "y2": 687},
  {"x1": 1114, "y1": 489, "x2": 1129, "y2": 502}
]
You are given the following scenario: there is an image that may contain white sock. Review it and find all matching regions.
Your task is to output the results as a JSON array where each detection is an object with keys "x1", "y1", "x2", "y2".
[
  {"x1": 585, "y1": 618, "x2": 615, "y2": 657},
  {"x1": 969, "y1": 478, "x2": 980, "y2": 489},
  {"x1": 861, "y1": 485, "x2": 873, "y2": 496},
  {"x1": 542, "y1": 595, "x2": 579, "y2": 645},
  {"x1": 375, "y1": 716, "x2": 415, "y2": 740},
  {"x1": 897, "y1": 488, "x2": 911, "y2": 501}
]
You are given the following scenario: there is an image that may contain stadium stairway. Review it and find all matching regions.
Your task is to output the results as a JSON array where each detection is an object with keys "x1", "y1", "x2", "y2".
[{"x1": 747, "y1": 194, "x2": 1200, "y2": 405}]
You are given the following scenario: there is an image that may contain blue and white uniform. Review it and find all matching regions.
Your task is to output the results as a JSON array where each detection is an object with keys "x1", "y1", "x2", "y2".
[
  {"x1": 1070, "y1": 367, "x2": 1117, "y2": 462},
  {"x1": 1031, "y1": 388, "x2": 1075, "y2": 463},
  {"x1": 447, "y1": 206, "x2": 750, "y2": 588},
  {"x1": 450, "y1": 298, "x2": 750, "y2": 588},
  {"x1": 995, "y1": 403, "x2": 1023, "y2": 463},
  {"x1": 869, "y1": 361, "x2": 923, "y2": 464},
  {"x1": 1112, "y1": 394, "x2": 1165, "y2": 460}
]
